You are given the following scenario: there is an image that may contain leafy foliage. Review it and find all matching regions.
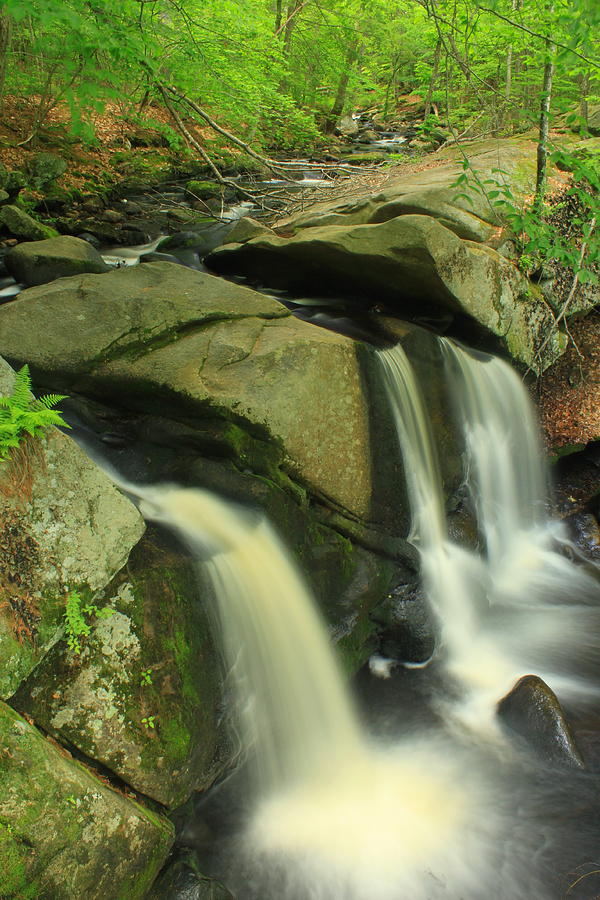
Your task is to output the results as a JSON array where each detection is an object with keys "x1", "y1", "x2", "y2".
[
  {"x1": 0, "y1": 365, "x2": 69, "y2": 461},
  {"x1": 64, "y1": 589, "x2": 113, "y2": 654}
]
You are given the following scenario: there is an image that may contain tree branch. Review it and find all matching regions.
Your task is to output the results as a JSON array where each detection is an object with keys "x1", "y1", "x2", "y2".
[{"x1": 476, "y1": 5, "x2": 600, "y2": 69}]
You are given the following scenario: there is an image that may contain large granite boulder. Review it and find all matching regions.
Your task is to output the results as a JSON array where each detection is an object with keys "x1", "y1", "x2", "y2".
[
  {"x1": 0, "y1": 700, "x2": 173, "y2": 899},
  {"x1": 13, "y1": 531, "x2": 224, "y2": 809},
  {"x1": 0, "y1": 263, "x2": 394, "y2": 526},
  {"x1": 0, "y1": 358, "x2": 145, "y2": 699},
  {"x1": 207, "y1": 216, "x2": 563, "y2": 373},
  {"x1": 6, "y1": 235, "x2": 110, "y2": 286}
]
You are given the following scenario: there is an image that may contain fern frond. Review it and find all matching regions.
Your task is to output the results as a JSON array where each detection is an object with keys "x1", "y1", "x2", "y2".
[
  {"x1": 8, "y1": 366, "x2": 34, "y2": 411},
  {"x1": 36, "y1": 393, "x2": 68, "y2": 410}
]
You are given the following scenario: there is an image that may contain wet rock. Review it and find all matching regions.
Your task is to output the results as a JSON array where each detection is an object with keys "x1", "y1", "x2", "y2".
[
  {"x1": 370, "y1": 582, "x2": 435, "y2": 663},
  {"x1": 0, "y1": 700, "x2": 173, "y2": 899},
  {"x1": 13, "y1": 531, "x2": 225, "y2": 808},
  {"x1": 497, "y1": 674, "x2": 584, "y2": 768},
  {"x1": 565, "y1": 511, "x2": 600, "y2": 561},
  {"x1": 158, "y1": 224, "x2": 233, "y2": 257},
  {"x1": 0, "y1": 264, "x2": 461, "y2": 540},
  {"x1": 5, "y1": 235, "x2": 110, "y2": 286},
  {"x1": 140, "y1": 250, "x2": 184, "y2": 266},
  {"x1": 0, "y1": 205, "x2": 58, "y2": 241},
  {"x1": 147, "y1": 850, "x2": 234, "y2": 900},
  {"x1": 0, "y1": 357, "x2": 145, "y2": 698}
]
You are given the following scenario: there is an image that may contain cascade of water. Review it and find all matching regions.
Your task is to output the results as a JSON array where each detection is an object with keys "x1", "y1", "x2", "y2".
[
  {"x1": 119, "y1": 479, "x2": 508, "y2": 900},
  {"x1": 131, "y1": 484, "x2": 363, "y2": 791},
  {"x1": 102, "y1": 336, "x2": 599, "y2": 900},
  {"x1": 378, "y1": 341, "x2": 600, "y2": 723}
]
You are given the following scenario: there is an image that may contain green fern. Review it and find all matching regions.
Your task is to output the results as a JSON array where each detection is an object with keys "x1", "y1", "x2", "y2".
[
  {"x1": 64, "y1": 589, "x2": 113, "y2": 654},
  {"x1": 0, "y1": 365, "x2": 69, "y2": 460}
]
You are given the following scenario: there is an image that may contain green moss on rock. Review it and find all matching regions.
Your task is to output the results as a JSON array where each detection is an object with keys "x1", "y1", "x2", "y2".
[
  {"x1": 0, "y1": 701, "x2": 173, "y2": 900},
  {"x1": 13, "y1": 531, "x2": 224, "y2": 809}
]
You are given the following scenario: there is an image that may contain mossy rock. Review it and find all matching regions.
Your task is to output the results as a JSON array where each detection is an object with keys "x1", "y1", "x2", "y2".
[
  {"x1": 13, "y1": 531, "x2": 225, "y2": 809},
  {"x1": 0, "y1": 357, "x2": 144, "y2": 699},
  {"x1": 5, "y1": 235, "x2": 110, "y2": 287},
  {"x1": 0, "y1": 700, "x2": 173, "y2": 900},
  {"x1": 5, "y1": 170, "x2": 28, "y2": 194},
  {"x1": 340, "y1": 151, "x2": 387, "y2": 165},
  {"x1": 24, "y1": 152, "x2": 68, "y2": 190},
  {"x1": 109, "y1": 150, "x2": 176, "y2": 191},
  {"x1": 185, "y1": 180, "x2": 223, "y2": 200},
  {"x1": 0, "y1": 205, "x2": 58, "y2": 241}
]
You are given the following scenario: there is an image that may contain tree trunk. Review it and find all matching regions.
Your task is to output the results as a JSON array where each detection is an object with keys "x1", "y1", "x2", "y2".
[
  {"x1": 424, "y1": 39, "x2": 442, "y2": 119},
  {"x1": 535, "y1": 48, "x2": 555, "y2": 206},
  {"x1": 275, "y1": 0, "x2": 283, "y2": 33},
  {"x1": 0, "y1": 9, "x2": 12, "y2": 106},
  {"x1": 325, "y1": 43, "x2": 359, "y2": 133},
  {"x1": 283, "y1": 1, "x2": 303, "y2": 56},
  {"x1": 580, "y1": 72, "x2": 590, "y2": 130}
]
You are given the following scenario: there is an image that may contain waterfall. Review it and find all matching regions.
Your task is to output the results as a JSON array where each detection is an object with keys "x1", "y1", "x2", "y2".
[
  {"x1": 121, "y1": 480, "x2": 510, "y2": 900},
  {"x1": 108, "y1": 335, "x2": 599, "y2": 900},
  {"x1": 134, "y1": 484, "x2": 363, "y2": 791},
  {"x1": 378, "y1": 340, "x2": 600, "y2": 724}
]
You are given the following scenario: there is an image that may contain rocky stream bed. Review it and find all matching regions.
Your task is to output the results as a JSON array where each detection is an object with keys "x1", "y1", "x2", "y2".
[{"x1": 0, "y1": 129, "x2": 598, "y2": 898}]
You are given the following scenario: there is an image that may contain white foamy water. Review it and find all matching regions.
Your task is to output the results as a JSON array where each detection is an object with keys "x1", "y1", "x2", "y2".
[
  {"x1": 119, "y1": 480, "x2": 517, "y2": 900},
  {"x1": 378, "y1": 341, "x2": 600, "y2": 725}
]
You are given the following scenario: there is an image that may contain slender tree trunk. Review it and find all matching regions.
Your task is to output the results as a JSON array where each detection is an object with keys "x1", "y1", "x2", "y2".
[
  {"x1": 0, "y1": 9, "x2": 12, "y2": 106},
  {"x1": 535, "y1": 42, "x2": 555, "y2": 206},
  {"x1": 424, "y1": 39, "x2": 442, "y2": 119},
  {"x1": 275, "y1": 0, "x2": 283, "y2": 33},
  {"x1": 324, "y1": 44, "x2": 359, "y2": 133},
  {"x1": 534, "y1": 2, "x2": 556, "y2": 207},
  {"x1": 283, "y1": 1, "x2": 302, "y2": 55},
  {"x1": 580, "y1": 71, "x2": 590, "y2": 130}
]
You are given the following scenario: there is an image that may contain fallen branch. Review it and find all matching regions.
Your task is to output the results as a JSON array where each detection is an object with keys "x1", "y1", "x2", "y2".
[
  {"x1": 164, "y1": 85, "x2": 383, "y2": 177},
  {"x1": 158, "y1": 85, "x2": 277, "y2": 208}
]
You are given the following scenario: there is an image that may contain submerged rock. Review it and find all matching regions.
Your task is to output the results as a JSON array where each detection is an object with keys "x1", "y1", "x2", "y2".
[
  {"x1": 0, "y1": 700, "x2": 173, "y2": 899},
  {"x1": 147, "y1": 850, "x2": 234, "y2": 900},
  {"x1": 5, "y1": 235, "x2": 110, "y2": 286},
  {"x1": 497, "y1": 674, "x2": 584, "y2": 768}
]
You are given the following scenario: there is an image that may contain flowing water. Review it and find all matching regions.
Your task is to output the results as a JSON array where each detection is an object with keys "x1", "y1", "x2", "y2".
[
  {"x1": 114, "y1": 335, "x2": 600, "y2": 900},
  {"x1": 378, "y1": 341, "x2": 600, "y2": 727}
]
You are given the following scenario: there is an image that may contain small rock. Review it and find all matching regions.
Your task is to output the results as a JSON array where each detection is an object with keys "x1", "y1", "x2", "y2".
[{"x1": 497, "y1": 674, "x2": 584, "y2": 768}]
